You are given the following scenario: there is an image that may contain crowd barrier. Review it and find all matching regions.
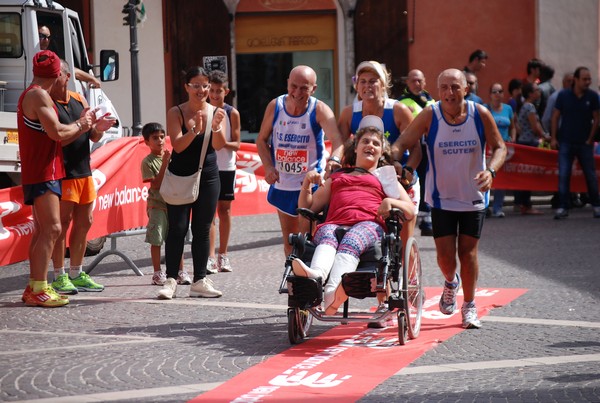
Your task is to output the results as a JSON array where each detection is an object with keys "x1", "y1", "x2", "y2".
[{"x1": 1, "y1": 138, "x2": 598, "y2": 267}]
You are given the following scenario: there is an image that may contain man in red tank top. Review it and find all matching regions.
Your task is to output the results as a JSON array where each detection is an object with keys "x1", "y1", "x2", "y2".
[{"x1": 18, "y1": 50, "x2": 96, "y2": 307}]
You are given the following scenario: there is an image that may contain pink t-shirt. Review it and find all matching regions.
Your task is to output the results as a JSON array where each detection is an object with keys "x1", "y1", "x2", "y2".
[{"x1": 323, "y1": 170, "x2": 386, "y2": 229}]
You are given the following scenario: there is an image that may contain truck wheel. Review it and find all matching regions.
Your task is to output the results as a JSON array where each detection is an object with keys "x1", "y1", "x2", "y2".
[
  {"x1": 65, "y1": 237, "x2": 107, "y2": 257},
  {"x1": 85, "y1": 237, "x2": 107, "y2": 256}
]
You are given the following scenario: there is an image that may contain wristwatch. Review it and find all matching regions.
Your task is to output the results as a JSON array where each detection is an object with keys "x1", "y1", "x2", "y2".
[
  {"x1": 487, "y1": 167, "x2": 496, "y2": 178},
  {"x1": 328, "y1": 156, "x2": 341, "y2": 164}
]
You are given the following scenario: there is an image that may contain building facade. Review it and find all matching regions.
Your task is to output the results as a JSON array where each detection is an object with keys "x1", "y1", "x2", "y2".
[{"x1": 66, "y1": 0, "x2": 599, "y2": 139}]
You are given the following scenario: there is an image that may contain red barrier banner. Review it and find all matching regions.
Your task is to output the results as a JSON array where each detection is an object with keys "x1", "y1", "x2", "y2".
[
  {"x1": 1, "y1": 139, "x2": 598, "y2": 266},
  {"x1": 0, "y1": 137, "x2": 274, "y2": 266},
  {"x1": 492, "y1": 143, "x2": 600, "y2": 191}
]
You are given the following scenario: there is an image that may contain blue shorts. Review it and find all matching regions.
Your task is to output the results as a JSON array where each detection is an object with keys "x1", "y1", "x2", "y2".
[
  {"x1": 22, "y1": 180, "x2": 62, "y2": 206},
  {"x1": 267, "y1": 187, "x2": 301, "y2": 216}
]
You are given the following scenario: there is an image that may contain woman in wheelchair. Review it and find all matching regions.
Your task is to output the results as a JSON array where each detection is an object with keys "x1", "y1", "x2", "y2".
[{"x1": 291, "y1": 115, "x2": 415, "y2": 315}]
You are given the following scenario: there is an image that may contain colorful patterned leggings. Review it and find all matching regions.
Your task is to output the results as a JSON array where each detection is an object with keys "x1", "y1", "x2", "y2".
[{"x1": 313, "y1": 221, "x2": 384, "y2": 258}]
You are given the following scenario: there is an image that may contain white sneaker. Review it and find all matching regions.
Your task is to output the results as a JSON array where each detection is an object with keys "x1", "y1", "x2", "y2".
[
  {"x1": 151, "y1": 271, "x2": 167, "y2": 286},
  {"x1": 218, "y1": 254, "x2": 232, "y2": 272},
  {"x1": 461, "y1": 302, "x2": 482, "y2": 329},
  {"x1": 177, "y1": 270, "x2": 192, "y2": 285},
  {"x1": 190, "y1": 277, "x2": 222, "y2": 298},
  {"x1": 157, "y1": 278, "x2": 177, "y2": 300},
  {"x1": 206, "y1": 257, "x2": 218, "y2": 274}
]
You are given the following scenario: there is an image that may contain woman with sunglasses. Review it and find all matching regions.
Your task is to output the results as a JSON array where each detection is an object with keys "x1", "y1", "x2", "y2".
[
  {"x1": 485, "y1": 83, "x2": 516, "y2": 217},
  {"x1": 157, "y1": 66, "x2": 227, "y2": 300}
]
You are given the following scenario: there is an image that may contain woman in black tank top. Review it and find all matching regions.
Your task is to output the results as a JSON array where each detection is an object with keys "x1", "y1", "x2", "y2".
[{"x1": 158, "y1": 66, "x2": 227, "y2": 300}]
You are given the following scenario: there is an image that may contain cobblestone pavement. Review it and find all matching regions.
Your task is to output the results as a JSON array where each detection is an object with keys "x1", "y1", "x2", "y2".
[{"x1": 0, "y1": 203, "x2": 599, "y2": 403}]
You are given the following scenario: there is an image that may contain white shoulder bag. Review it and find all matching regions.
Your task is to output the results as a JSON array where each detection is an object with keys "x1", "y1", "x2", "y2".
[{"x1": 160, "y1": 106, "x2": 214, "y2": 205}]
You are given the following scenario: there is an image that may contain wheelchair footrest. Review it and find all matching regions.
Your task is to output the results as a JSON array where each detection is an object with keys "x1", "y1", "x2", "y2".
[
  {"x1": 387, "y1": 294, "x2": 404, "y2": 310},
  {"x1": 342, "y1": 270, "x2": 377, "y2": 300},
  {"x1": 287, "y1": 276, "x2": 323, "y2": 309}
]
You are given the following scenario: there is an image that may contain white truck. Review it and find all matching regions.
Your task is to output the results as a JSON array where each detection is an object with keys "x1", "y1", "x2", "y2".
[
  {"x1": 0, "y1": 0, "x2": 122, "y2": 254},
  {"x1": 0, "y1": 0, "x2": 121, "y2": 188}
]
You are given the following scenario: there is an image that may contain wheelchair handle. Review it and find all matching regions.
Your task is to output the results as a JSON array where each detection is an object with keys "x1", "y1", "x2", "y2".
[
  {"x1": 297, "y1": 208, "x2": 321, "y2": 222},
  {"x1": 388, "y1": 208, "x2": 407, "y2": 223}
]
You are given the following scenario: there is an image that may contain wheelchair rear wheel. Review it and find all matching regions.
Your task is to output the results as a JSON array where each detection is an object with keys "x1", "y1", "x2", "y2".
[
  {"x1": 287, "y1": 307, "x2": 313, "y2": 344},
  {"x1": 403, "y1": 236, "x2": 423, "y2": 340}
]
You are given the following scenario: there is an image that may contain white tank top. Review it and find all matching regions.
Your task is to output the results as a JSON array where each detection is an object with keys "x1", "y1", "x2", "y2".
[
  {"x1": 270, "y1": 95, "x2": 325, "y2": 191},
  {"x1": 216, "y1": 104, "x2": 236, "y2": 171},
  {"x1": 425, "y1": 101, "x2": 489, "y2": 211}
]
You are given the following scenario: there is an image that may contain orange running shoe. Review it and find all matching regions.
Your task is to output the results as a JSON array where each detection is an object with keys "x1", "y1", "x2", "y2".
[{"x1": 25, "y1": 286, "x2": 69, "y2": 307}]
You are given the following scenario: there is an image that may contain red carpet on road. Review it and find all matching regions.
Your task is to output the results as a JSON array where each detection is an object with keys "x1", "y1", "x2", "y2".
[{"x1": 190, "y1": 287, "x2": 527, "y2": 403}]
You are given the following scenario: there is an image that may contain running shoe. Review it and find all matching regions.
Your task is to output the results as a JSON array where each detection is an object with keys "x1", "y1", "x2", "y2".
[
  {"x1": 21, "y1": 285, "x2": 32, "y2": 302},
  {"x1": 190, "y1": 277, "x2": 222, "y2": 298},
  {"x1": 439, "y1": 274, "x2": 460, "y2": 315},
  {"x1": 206, "y1": 257, "x2": 218, "y2": 274},
  {"x1": 492, "y1": 211, "x2": 505, "y2": 218},
  {"x1": 218, "y1": 254, "x2": 232, "y2": 272},
  {"x1": 70, "y1": 272, "x2": 104, "y2": 292},
  {"x1": 52, "y1": 273, "x2": 79, "y2": 295},
  {"x1": 151, "y1": 271, "x2": 167, "y2": 286},
  {"x1": 593, "y1": 206, "x2": 600, "y2": 218},
  {"x1": 461, "y1": 303, "x2": 482, "y2": 329},
  {"x1": 367, "y1": 302, "x2": 391, "y2": 328},
  {"x1": 177, "y1": 270, "x2": 192, "y2": 285},
  {"x1": 25, "y1": 286, "x2": 69, "y2": 307},
  {"x1": 554, "y1": 208, "x2": 568, "y2": 220},
  {"x1": 157, "y1": 278, "x2": 177, "y2": 300}
]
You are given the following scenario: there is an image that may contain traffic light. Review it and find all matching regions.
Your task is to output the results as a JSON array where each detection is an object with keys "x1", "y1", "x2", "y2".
[
  {"x1": 122, "y1": 0, "x2": 145, "y2": 26},
  {"x1": 122, "y1": 1, "x2": 134, "y2": 26}
]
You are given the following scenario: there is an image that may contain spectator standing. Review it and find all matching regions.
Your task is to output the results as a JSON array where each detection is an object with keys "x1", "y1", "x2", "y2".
[
  {"x1": 507, "y1": 78, "x2": 524, "y2": 115},
  {"x1": 207, "y1": 70, "x2": 241, "y2": 273},
  {"x1": 523, "y1": 58, "x2": 544, "y2": 85},
  {"x1": 141, "y1": 123, "x2": 190, "y2": 286},
  {"x1": 485, "y1": 83, "x2": 516, "y2": 217},
  {"x1": 463, "y1": 50, "x2": 488, "y2": 78},
  {"x1": 464, "y1": 72, "x2": 484, "y2": 104},
  {"x1": 18, "y1": 50, "x2": 95, "y2": 307},
  {"x1": 515, "y1": 82, "x2": 549, "y2": 215},
  {"x1": 256, "y1": 65, "x2": 344, "y2": 257},
  {"x1": 50, "y1": 59, "x2": 113, "y2": 294},
  {"x1": 537, "y1": 64, "x2": 556, "y2": 118},
  {"x1": 542, "y1": 73, "x2": 574, "y2": 132},
  {"x1": 398, "y1": 69, "x2": 435, "y2": 236},
  {"x1": 158, "y1": 66, "x2": 227, "y2": 300},
  {"x1": 396, "y1": 68, "x2": 507, "y2": 329},
  {"x1": 550, "y1": 66, "x2": 600, "y2": 219}
]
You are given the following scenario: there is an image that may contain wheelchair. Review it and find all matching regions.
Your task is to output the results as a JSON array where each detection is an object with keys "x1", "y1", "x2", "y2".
[{"x1": 278, "y1": 207, "x2": 424, "y2": 346}]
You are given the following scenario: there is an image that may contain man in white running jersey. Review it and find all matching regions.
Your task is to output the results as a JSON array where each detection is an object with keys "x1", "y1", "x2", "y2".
[
  {"x1": 257, "y1": 65, "x2": 344, "y2": 257},
  {"x1": 394, "y1": 68, "x2": 506, "y2": 329}
]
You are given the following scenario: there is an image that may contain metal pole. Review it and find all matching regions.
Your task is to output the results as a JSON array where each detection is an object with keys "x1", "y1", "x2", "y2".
[{"x1": 128, "y1": 0, "x2": 142, "y2": 136}]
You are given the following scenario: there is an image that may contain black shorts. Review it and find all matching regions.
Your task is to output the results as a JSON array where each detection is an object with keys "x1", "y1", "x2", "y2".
[
  {"x1": 218, "y1": 170, "x2": 235, "y2": 201},
  {"x1": 22, "y1": 180, "x2": 62, "y2": 206},
  {"x1": 431, "y1": 208, "x2": 486, "y2": 239}
]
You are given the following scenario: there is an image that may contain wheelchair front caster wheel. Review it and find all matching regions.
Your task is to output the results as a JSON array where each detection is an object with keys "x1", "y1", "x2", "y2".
[
  {"x1": 397, "y1": 312, "x2": 407, "y2": 346},
  {"x1": 287, "y1": 307, "x2": 313, "y2": 344}
]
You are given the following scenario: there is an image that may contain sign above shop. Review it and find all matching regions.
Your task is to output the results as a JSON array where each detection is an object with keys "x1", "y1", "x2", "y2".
[{"x1": 237, "y1": 0, "x2": 335, "y2": 12}]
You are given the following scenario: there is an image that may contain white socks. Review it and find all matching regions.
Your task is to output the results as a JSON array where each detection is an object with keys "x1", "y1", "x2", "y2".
[{"x1": 69, "y1": 265, "x2": 83, "y2": 279}]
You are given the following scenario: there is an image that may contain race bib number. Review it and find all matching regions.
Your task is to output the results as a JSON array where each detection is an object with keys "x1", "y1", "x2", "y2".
[{"x1": 275, "y1": 149, "x2": 308, "y2": 174}]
